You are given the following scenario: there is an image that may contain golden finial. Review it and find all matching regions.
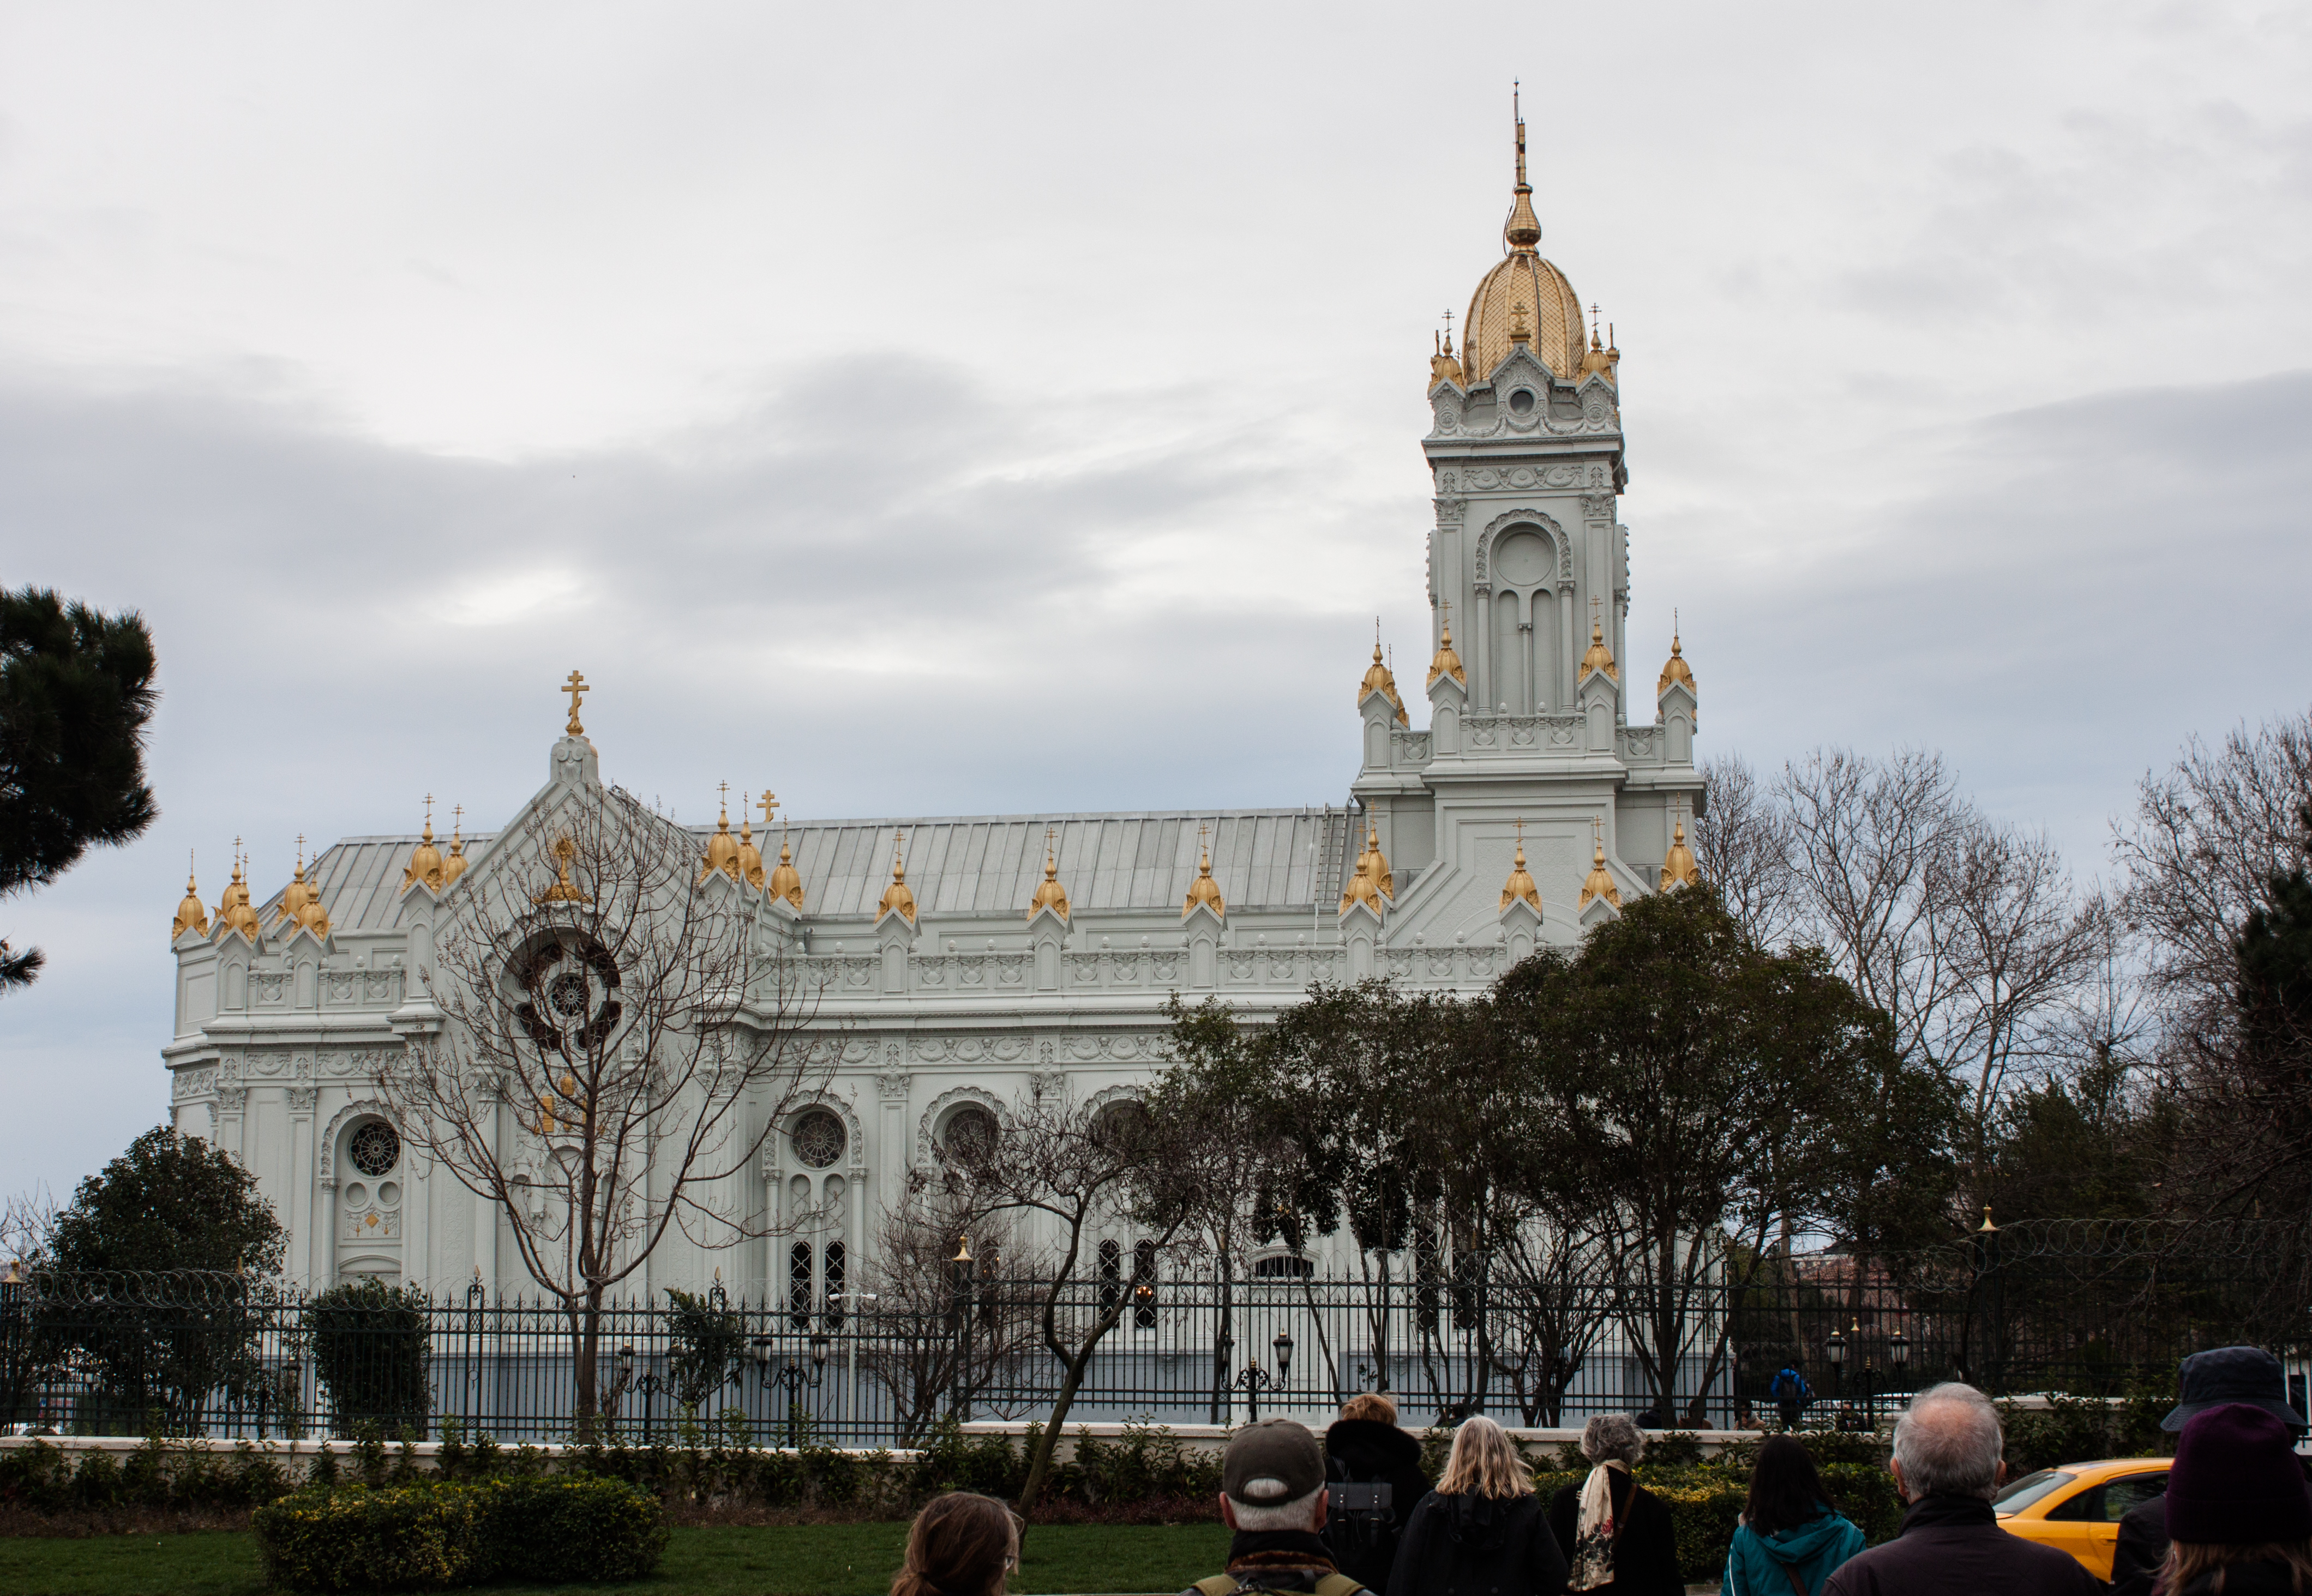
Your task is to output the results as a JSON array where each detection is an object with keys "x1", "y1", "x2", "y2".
[
  {"x1": 1579, "y1": 818, "x2": 1622, "y2": 908},
  {"x1": 172, "y1": 851, "x2": 209, "y2": 941},
  {"x1": 1580, "y1": 597, "x2": 1619, "y2": 683},
  {"x1": 1504, "y1": 85, "x2": 1541, "y2": 251},
  {"x1": 878, "y1": 830, "x2": 917, "y2": 923},
  {"x1": 441, "y1": 805, "x2": 468, "y2": 886},
  {"x1": 1029, "y1": 826, "x2": 1071, "y2": 922},
  {"x1": 1183, "y1": 823, "x2": 1226, "y2": 919},
  {"x1": 1358, "y1": 623, "x2": 1409, "y2": 726},
  {"x1": 562, "y1": 670, "x2": 588, "y2": 736},
  {"x1": 1580, "y1": 301, "x2": 1617, "y2": 380},
  {"x1": 1657, "y1": 610, "x2": 1696, "y2": 708},
  {"x1": 767, "y1": 822, "x2": 804, "y2": 910},
  {"x1": 534, "y1": 835, "x2": 591, "y2": 905},
  {"x1": 1509, "y1": 298, "x2": 1533, "y2": 346},
  {"x1": 1427, "y1": 599, "x2": 1467, "y2": 687},
  {"x1": 401, "y1": 797, "x2": 446, "y2": 895},
  {"x1": 735, "y1": 794, "x2": 766, "y2": 890},
  {"x1": 698, "y1": 785, "x2": 743, "y2": 885},
  {"x1": 758, "y1": 791, "x2": 779, "y2": 827},
  {"x1": 1660, "y1": 799, "x2": 1699, "y2": 890},
  {"x1": 1502, "y1": 818, "x2": 1542, "y2": 913},
  {"x1": 213, "y1": 843, "x2": 261, "y2": 941},
  {"x1": 277, "y1": 836, "x2": 315, "y2": 929},
  {"x1": 1338, "y1": 821, "x2": 1391, "y2": 915}
]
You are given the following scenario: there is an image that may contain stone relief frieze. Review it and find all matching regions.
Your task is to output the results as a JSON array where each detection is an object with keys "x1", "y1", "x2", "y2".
[
  {"x1": 916, "y1": 1084, "x2": 1006, "y2": 1164},
  {"x1": 874, "y1": 1073, "x2": 911, "y2": 1101}
]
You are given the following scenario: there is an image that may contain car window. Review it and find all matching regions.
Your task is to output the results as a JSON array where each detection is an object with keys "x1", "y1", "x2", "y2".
[
  {"x1": 1996, "y1": 1469, "x2": 2080, "y2": 1513},
  {"x1": 2103, "y1": 1474, "x2": 2169, "y2": 1521},
  {"x1": 2046, "y1": 1484, "x2": 2107, "y2": 1523}
]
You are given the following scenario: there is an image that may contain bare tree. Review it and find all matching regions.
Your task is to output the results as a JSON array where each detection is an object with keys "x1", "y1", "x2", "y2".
[
  {"x1": 380, "y1": 783, "x2": 828, "y2": 1436},
  {"x1": 1695, "y1": 754, "x2": 1797, "y2": 946},
  {"x1": 932, "y1": 1077, "x2": 1197, "y2": 1519},
  {"x1": 860, "y1": 1187, "x2": 1037, "y2": 1444},
  {"x1": 1, "y1": 1184, "x2": 56, "y2": 1268}
]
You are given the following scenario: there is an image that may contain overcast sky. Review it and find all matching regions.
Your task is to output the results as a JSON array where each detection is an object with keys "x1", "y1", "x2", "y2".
[{"x1": 3, "y1": 2, "x2": 2308, "y2": 1204}]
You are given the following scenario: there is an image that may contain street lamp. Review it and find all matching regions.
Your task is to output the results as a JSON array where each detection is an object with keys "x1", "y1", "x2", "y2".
[
  {"x1": 950, "y1": 1238, "x2": 976, "y2": 1422},
  {"x1": 1824, "y1": 1328, "x2": 1846, "y2": 1414},
  {"x1": 1274, "y1": 1329, "x2": 1295, "y2": 1383}
]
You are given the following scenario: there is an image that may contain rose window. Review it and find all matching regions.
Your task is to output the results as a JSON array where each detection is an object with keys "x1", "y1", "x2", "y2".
[
  {"x1": 349, "y1": 1122, "x2": 400, "y2": 1178},
  {"x1": 942, "y1": 1106, "x2": 998, "y2": 1165},
  {"x1": 791, "y1": 1109, "x2": 846, "y2": 1170}
]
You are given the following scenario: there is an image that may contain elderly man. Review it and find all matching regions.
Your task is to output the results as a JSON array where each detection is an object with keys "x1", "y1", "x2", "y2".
[
  {"x1": 1184, "y1": 1417, "x2": 1372, "y2": 1596},
  {"x1": 1822, "y1": 1383, "x2": 2099, "y2": 1596}
]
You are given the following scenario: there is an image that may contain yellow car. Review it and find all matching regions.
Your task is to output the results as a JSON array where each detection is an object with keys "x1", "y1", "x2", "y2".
[{"x1": 1994, "y1": 1458, "x2": 2171, "y2": 1580}]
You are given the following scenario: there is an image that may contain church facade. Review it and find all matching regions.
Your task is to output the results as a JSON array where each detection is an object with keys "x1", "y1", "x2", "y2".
[{"x1": 159, "y1": 115, "x2": 1702, "y2": 1306}]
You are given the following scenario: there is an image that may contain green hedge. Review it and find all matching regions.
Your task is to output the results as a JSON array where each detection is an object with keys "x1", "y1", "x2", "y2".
[
  {"x1": 1527, "y1": 1459, "x2": 1903, "y2": 1580},
  {"x1": 253, "y1": 1476, "x2": 667, "y2": 1593}
]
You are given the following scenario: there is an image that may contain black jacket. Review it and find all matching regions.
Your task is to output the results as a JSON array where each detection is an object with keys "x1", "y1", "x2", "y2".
[
  {"x1": 1545, "y1": 1473, "x2": 1681, "y2": 1596},
  {"x1": 2109, "y1": 1493, "x2": 2167, "y2": 1596},
  {"x1": 1326, "y1": 1419, "x2": 1436, "y2": 1594},
  {"x1": 1819, "y1": 1494, "x2": 2100, "y2": 1596},
  {"x1": 1387, "y1": 1491, "x2": 1568, "y2": 1596}
]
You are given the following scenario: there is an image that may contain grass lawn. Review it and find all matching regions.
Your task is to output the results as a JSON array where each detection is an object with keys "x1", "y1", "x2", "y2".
[{"x1": 1, "y1": 1521, "x2": 1234, "y2": 1595}]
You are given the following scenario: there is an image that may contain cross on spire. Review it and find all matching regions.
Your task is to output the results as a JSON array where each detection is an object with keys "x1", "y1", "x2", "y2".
[
  {"x1": 717, "y1": 780, "x2": 729, "y2": 815},
  {"x1": 758, "y1": 791, "x2": 779, "y2": 826},
  {"x1": 562, "y1": 670, "x2": 588, "y2": 736}
]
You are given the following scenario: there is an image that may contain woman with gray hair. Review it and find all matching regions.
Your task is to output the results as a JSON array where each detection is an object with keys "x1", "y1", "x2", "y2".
[{"x1": 1545, "y1": 1416, "x2": 1682, "y2": 1596}]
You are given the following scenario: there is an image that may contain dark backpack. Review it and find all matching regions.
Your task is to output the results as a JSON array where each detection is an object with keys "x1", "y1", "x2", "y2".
[
  {"x1": 1319, "y1": 1452, "x2": 1399, "y2": 1583},
  {"x1": 1770, "y1": 1368, "x2": 1811, "y2": 1403}
]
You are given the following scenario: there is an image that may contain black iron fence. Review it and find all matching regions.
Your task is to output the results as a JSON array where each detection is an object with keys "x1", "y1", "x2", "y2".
[{"x1": 2, "y1": 1225, "x2": 2289, "y2": 1445}]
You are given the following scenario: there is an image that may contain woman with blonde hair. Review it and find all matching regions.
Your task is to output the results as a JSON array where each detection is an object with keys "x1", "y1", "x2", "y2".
[
  {"x1": 892, "y1": 1492, "x2": 1018, "y2": 1596},
  {"x1": 1385, "y1": 1416, "x2": 1568, "y2": 1596}
]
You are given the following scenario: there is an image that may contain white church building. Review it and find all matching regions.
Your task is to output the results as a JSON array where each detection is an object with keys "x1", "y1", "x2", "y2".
[{"x1": 159, "y1": 114, "x2": 1704, "y2": 1310}]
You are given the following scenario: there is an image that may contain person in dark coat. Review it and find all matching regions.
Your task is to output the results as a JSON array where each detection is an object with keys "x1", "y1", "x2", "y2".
[
  {"x1": 1544, "y1": 1415, "x2": 1681, "y2": 1596},
  {"x1": 1387, "y1": 1415, "x2": 1566, "y2": 1596},
  {"x1": 1325, "y1": 1393, "x2": 1434, "y2": 1596},
  {"x1": 2108, "y1": 1347, "x2": 2310, "y2": 1596},
  {"x1": 2154, "y1": 1402, "x2": 2312, "y2": 1596},
  {"x1": 1821, "y1": 1383, "x2": 2098, "y2": 1596}
]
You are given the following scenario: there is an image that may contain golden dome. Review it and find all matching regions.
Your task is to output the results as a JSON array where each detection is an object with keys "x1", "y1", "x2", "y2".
[
  {"x1": 1576, "y1": 319, "x2": 1618, "y2": 384},
  {"x1": 1183, "y1": 828, "x2": 1226, "y2": 918},
  {"x1": 1501, "y1": 828, "x2": 1541, "y2": 914},
  {"x1": 214, "y1": 851, "x2": 262, "y2": 941},
  {"x1": 737, "y1": 808, "x2": 766, "y2": 892},
  {"x1": 294, "y1": 875, "x2": 332, "y2": 940},
  {"x1": 1461, "y1": 109, "x2": 1586, "y2": 384},
  {"x1": 878, "y1": 833, "x2": 917, "y2": 923},
  {"x1": 172, "y1": 854, "x2": 208, "y2": 941},
  {"x1": 1658, "y1": 624, "x2": 1695, "y2": 699},
  {"x1": 1430, "y1": 330, "x2": 1466, "y2": 389},
  {"x1": 1364, "y1": 823, "x2": 1393, "y2": 900},
  {"x1": 441, "y1": 807, "x2": 469, "y2": 888},
  {"x1": 698, "y1": 789, "x2": 743, "y2": 886},
  {"x1": 767, "y1": 833, "x2": 804, "y2": 910},
  {"x1": 276, "y1": 839, "x2": 315, "y2": 929},
  {"x1": 1427, "y1": 606, "x2": 1466, "y2": 688},
  {"x1": 401, "y1": 798, "x2": 445, "y2": 895},
  {"x1": 1660, "y1": 816, "x2": 1699, "y2": 891},
  {"x1": 1580, "y1": 616, "x2": 1619, "y2": 683},
  {"x1": 1579, "y1": 834, "x2": 1623, "y2": 910},
  {"x1": 1358, "y1": 638, "x2": 1409, "y2": 726},
  {"x1": 1028, "y1": 828, "x2": 1071, "y2": 922}
]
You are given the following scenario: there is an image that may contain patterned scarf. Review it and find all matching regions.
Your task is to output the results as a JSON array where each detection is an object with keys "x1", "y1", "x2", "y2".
[{"x1": 1568, "y1": 1461, "x2": 1625, "y2": 1592}]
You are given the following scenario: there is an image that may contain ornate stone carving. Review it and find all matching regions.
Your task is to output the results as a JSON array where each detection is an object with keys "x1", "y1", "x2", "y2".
[
  {"x1": 1581, "y1": 493, "x2": 1616, "y2": 522},
  {"x1": 288, "y1": 1087, "x2": 319, "y2": 1113},
  {"x1": 1474, "y1": 509, "x2": 1569, "y2": 585},
  {"x1": 875, "y1": 1073, "x2": 912, "y2": 1101},
  {"x1": 1433, "y1": 497, "x2": 1467, "y2": 526},
  {"x1": 318, "y1": 1099, "x2": 397, "y2": 1179},
  {"x1": 916, "y1": 1085, "x2": 1005, "y2": 1165},
  {"x1": 216, "y1": 1087, "x2": 249, "y2": 1113}
]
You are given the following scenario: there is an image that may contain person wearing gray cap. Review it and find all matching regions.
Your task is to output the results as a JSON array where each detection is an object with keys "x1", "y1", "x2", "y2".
[
  {"x1": 2109, "y1": 1347, "x2": 2310, "y2": 1596},
  {"x1": 1182, "y1": 1418, "x2": 1374, "y2": 1596}
]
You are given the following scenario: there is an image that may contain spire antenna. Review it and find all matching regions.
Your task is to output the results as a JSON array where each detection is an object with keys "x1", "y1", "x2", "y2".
[{"x1": 1513, "y1": 82, "x2": 1528, "y2": 189}]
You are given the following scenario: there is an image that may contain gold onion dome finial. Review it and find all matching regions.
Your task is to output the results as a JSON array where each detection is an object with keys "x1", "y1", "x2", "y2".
[
  {"x1": 1660, "y1": 812, "x2": 1700, "y2": 891},
  {"x1": 1579, "y1": 823, "x2": 1623, "y2": 909},
  {"x1": 699, "y1": 784, "x2": 742, "y2": 885},
  {"x1": 736, "y1": 798, "x2": 766, "y2": 891},
  {"x1": 768, "y1": 832, "x2": 804, "y2": 910},
  {"x1": 277, "y1": 838, "x2": 316, "y2": 929},
  {"x1": 1580, "y1": 605, "x2": 1619, "y2": 683},
  {"x1": 173, "y1": 853, "x2": 208, "y2": 940},
  {"x1": 1028, "y1": 827, "x2": 1070, "y2": 921},
  {"x1": 1428, "y1": 601, "x2": 1466, "y2": 687},
  {"x1": 214, "y1": 846, "x2": 261, "y2": 940},
  {"x1": 1658, "y1": 612, "x2": 1696, "y2": 698},
  {"x1": 1578, "y1": 304, "x2": 1618, "y2": 382},
  {"x1": 402, "y1": 797, "x2": 445, "y2": 894},
  {"x1": 878, "y1": 832, "x2": 917, "y2": 923},
  {"x1": 1183, "y1": 826, "x2": 1226, "y2": 918},
  {"x1": 441, "y1": 806, "x2": 469, "y2": 887},
  {"x1": 1358, "y1": 624, "x2": 1409, "y2": 726},
  {"x1": 1502, "y1": 821, "x2": 1541, "y2": 913},
  {"x1": 1462, "y1": 88, "x2": 1586, "y2": 383}
]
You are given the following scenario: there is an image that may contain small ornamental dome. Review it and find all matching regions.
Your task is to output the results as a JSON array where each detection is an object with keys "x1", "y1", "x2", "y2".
[
  {"x1": 1359, "y1": 640, "x2": 1409, "y2": 726},
  {"x1": 1461, "y1": 109, "x2": 1586, "y2": 384},
  {"x1": 277, "y1": 841, "x2": 315, "y2": 930},
  {"x1": 1578, "y1": 836, "x2": 1623, "y2": 909},
  {"x1": 878, "y1": 834, "x2": 917, "y2": 924},
  {"x1": 295, "y1": 881, "x2": 332, "y2": 939},
  {"x1": 699, "y1": 793, "x2": 742, "y2": 886},
  {"x1": 1028, "y1": 830, "x2": 1070, "y2": 922},
  {"x1": 1580, "y1": 617, "x2": 1619, "y2": 683},
  {"x1": 767, "y1": 834, "x2": 804, "y2": 910},
  {"x1": 215, "y1": 854, "x2": 262, "y2": 941},
  {"x1": 441, "y1": 808, "x2": 469, "y2": 888},
  {"x1": 1364, "y1": 823, "x2": 1394, "y2": 900},
  {"x1": 1427, "y1": 610, "x2": 1467, "y2": 688},
  {"x1": 401, "y1": 799, "x2": 446, "y2": 895},
  {"x1": 737, "y1": 812, "x2": 766, "y2": 891},
  {"x1": 1339, "y1": 828, "x2": 1383, "y2": 915},
  {"x1": 1577, "y1": 323, "x2": 1617, "y2": 384},
  {"x1": 1430, "y1": 330, "x2": 1466, "y2": 389},
  {"x1": 1660, "y1": 817, "x2": 1699, "y2": 891},
  {"x1": 1183, "y1": 830, "x2": 1226, "y2": 919},
  {"x1": 1658, "y1": 628, "x2": 1695, "y2": 698},
  {"x1": 1501, "y1": 836, "x2": 1541, "y2": 913},
  {"x1": 172, "y1": 856, "x2": 208, "y2": 941}
]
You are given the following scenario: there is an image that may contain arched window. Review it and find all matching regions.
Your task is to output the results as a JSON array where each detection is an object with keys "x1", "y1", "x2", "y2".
[
  {"x1": 941, "y1": 1105, "x2": 999, "y2": 1166},
  {"x1": 1098, "y1": 1238, "x2": 1122, "y2": 1316},
  {"x1": 788, "y1": 1240, "x2": 813, "y2": 1328},
  {"x1": 1133, "y1": 1239, "x2": 1160, "y2": 1329},
  {"x1": 825, "y1": 1240, "x2": 847, "y2": 1327},
  {"x1": 1251, "y1": 1254, "x2": 1314, "y2": 1280}
]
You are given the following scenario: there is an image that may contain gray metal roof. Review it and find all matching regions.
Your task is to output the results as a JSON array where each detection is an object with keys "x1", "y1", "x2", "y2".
[{"x1": 274, "y1": 806, "x2": 1363, "y2": 934}]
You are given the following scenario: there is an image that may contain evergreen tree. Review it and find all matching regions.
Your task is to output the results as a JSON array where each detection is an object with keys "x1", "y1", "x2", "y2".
[{"x1": 0, "y1": 587, "x2": 159, "y2": 989}]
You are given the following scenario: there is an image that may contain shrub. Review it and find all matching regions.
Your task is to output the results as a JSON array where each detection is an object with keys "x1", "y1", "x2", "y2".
[
  {"x1": 253, "y1": 1475, "x2": 665, "y2": 1592},
  {"x1": 306, "y1": 1279, "x2": 433, "y2": 1441}
]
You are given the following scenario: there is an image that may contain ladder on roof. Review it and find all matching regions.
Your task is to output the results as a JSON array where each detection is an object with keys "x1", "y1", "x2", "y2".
[{"x1": 1317, "y1": 801, "x2": 1358, "y2": 910}]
